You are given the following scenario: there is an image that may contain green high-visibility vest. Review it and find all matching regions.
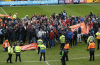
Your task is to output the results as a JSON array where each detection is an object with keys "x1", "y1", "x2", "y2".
[
  {"x1": 15, "y1": 46, "x2": 21, "y2": 52},
  {"x1": 8, "y1": 46, "x2": 13, "y2": 54},
  {"x1": 60, "y1": 35, "x2": 65, "y2": 43},
  {"x1": 40, "y1": 44, "x2": 46, "y2": 50},
  {"x1": 13, "y1": 14, "x2": 17, "y2": 19},
  {"x1": 87, "y1": 36, "x2": 94, "y2": 44},
  {"x1": 37, "y1": 39, "x2": 43, "y2": 47}
]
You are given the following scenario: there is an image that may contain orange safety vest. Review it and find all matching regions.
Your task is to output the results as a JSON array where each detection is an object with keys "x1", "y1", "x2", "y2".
[
  {"x1": 88, "y1": 42, "x2": 95, "y2": 49},
  {"x1": 0, "y1": 19, "x2": 2, "y2": 22},
  {"x1": 96, "y1": 32, "x2": 100, "y2": 39},
  {"x1": 64, "y1": 44, "x2": 69, "y2": 49}
]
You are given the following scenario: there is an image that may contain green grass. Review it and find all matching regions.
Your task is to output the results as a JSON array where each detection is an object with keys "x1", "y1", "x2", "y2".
[
  {"x1": 1, "y1": 3, "x2": 100, "y2": 18},
  {"x1": 0, "y1": 4, "x2": 100, "y2": 65},
  {"x1": 0, "y1": 39, "x2": 100, "y2": 65}
]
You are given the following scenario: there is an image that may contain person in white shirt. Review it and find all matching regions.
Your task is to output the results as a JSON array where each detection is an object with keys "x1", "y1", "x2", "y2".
[{"x1": 37, "y1": 29, "x2": 44, "y2": 38}]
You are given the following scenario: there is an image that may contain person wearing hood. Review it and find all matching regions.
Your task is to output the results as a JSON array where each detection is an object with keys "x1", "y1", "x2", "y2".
[{"x1": 2, "y1": 40, "x2": 9, "y2": 52}]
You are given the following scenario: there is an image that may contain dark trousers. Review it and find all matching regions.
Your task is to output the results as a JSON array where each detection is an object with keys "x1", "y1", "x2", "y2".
[
  {"x1": 97, "y1": 39, "x2": 100, "y2": 50},
  {"x1": 61, "y1": 58, "x2": 66, "y2": 65},
  {"x1": 0, "y1": 34, "x2": 3, "y2": 44},
  {"x1": 69, "y1": 39, "x2": 72, "y2": 47},
  {"x1": 15, "y1": 53, "x2": 21, "y2": 62},
  {"x1": 65, "y1": 50, "x2": 69, "y2": 61},
  {"x1": 40, "y1": 52, "x2": 45, "y2": 61},
  {"x1": 61, "y1": 43, "x2": 65, "y2": 49},
  {"x1": 89, "y1": 49, "x2": 94, "y2": 61},
  {"x1": 73, "y1": 37, "x2": 77, "y2": 46},
  {"x1": 38, "y1": 47, "x2": 40, "y2": 54},
  {"x1": 7, "y1": 54, "x2": 12, "y2": 63}
]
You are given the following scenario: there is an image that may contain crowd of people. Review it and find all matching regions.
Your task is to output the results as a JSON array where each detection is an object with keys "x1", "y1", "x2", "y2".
[
  {"x1": 0, "y1": 10, "x2": 100, "y2": 49},
  {"x1": 0, "y1": 10, "x2": 100, "y2": 64}
]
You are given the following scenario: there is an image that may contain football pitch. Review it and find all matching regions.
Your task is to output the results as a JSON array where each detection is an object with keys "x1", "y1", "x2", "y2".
[{"x1": 0, "y1": 3, "x2": 100, "y2": 65}]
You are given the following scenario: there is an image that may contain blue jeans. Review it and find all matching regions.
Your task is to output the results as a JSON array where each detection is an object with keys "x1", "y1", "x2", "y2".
[
  {"x1": 18, "y1": 34, "x2": 23, "y2": 43},
  {"x1": 3, "y1": 48, "x2": 5, "y2": 52},
  {"x1": 50, "y1": 39, "x2": 54, "y2": 47},
  {"x1": 32, "y1": 37, "x2": 36, "y2": 43}
]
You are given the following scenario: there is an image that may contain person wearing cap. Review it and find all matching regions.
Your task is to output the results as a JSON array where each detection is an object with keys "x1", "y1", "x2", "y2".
[
  {"x1": 60, "y1": 48, "x2": 66, "y2": 65},
  {"x1": 6, "y1": 44, "x2": 14, "y2": 63},
  {"x1": 37, "y1": 37, "x2": 43, "y2": 54},
  {"x1": 40, "y1": 43, "x2": 46, "y2": 61},
  {"x1": 2, "y1": 40, "x2": 9, "y2": 52},
  {"x1": 15, "y1": 43, "x2": 21, "y2": 62},
  {"x1": 96, "y1": 28, "x2": 100, "y2": 50},
  {"x1": 64, "y1": 41, "x2": 69, "y2": 61},
  {"x1": 60, "y1": 33, "x2": 65, "y2": 49},
  {"x1": 88, "y1": 40, "x2": 95, "y2": 61}
]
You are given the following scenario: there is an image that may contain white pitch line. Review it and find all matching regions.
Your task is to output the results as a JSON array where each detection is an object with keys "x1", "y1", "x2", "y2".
[
  {"x1": 36, "y1": 49, "x2": 50, "y2": 65},
  {"x1": 45, "y1": 61, "x2": 50, "y2": 65},
  {"x1": 0, "y1": 7, "x2": 7, "y2": 15},
  {"x1": 1, "y1": 54, "x2": 100, "y2": 63}
]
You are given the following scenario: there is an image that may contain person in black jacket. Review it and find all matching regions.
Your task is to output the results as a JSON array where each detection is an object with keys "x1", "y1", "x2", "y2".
[
  {"x1": 28, "y1": 27, "x2": 32, "y2": 44},
  {"x1": 32, "y1": 26, "x2": 36, "y2": 43},
  {"x1": 60, "y1": 48, "x2": 66, "y2": 65},
  {"x1": 73, "y1": 29, "x2": 77, "y2": 46},
  {"x1": 18, "y1": 26, "x2": 24, "y2": 43}
]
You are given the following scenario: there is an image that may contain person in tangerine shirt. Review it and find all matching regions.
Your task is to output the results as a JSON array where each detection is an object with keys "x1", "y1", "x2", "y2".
[
  {"x1": 2, "y1": 40, "x2": 9, "y2": 52},
  {"x1": 0, "y1": 17, "x2": 2, "y2": 23}
]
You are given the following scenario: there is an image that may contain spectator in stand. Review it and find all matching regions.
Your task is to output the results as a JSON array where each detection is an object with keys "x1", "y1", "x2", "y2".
[
  {"x1": 50, "y1": 30, "x2": 55, "y2": 48},
  {"x1": 2, "y1": 40, "x2": 9, "y2": 52}
]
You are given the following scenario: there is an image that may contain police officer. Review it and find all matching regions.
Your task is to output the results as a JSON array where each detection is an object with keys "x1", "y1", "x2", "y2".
[
  {"x1": 64, "y1": 41, "x2": 69, "y2": 61},
  {"x1": 40, "y1": 43, "x2": 46, "y2": 61},
  {"x1": 88, "y1": 40, "x2": 95, "y2": 61},
  {"x1": 6, "y1": 44, "x2": 14, "y2": 63},
  {"x1": 60, "y1": 48, "x2": 66, "y2": 65},
  {"x1": 60, "y1": 33, "x2": 65, "y2": 49},
  {"x1": 87, "y1": 34, "x2": 94, "y2": 50},
  {"x1": 15, "y1": 43, "x2": 21, "y2": 62},
  {"x1": 37, "y1": 37, "x2": 43, "y2": 54},
  {"x1": 96, "y1": 28, "x2": 100, "y2": 50}
]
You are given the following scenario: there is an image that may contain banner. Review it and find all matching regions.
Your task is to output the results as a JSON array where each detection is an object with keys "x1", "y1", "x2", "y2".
[
  {"x1": 20, "y1": 43, "x2": 38, "y2": 50},
  {"x1": 58, "y1": 0, "x2": 65, "y2": 4},
  {"x1": 93, "y1": 0, "x2": 100, "y2": 2},
  {"x1": 69, "y1": 22, "x2": 87, "y2": 34},
  {"x1": 0, "y1": 0, "x2": 58, "y2": 5},
  {"x1": 79, "y1": 0, "x2": 86, "y2": 3},
  {"x1": 73, "y1": 0, "x2": 79, "y2": 3},
  {"x1": 86, "y1": 0, "x2": 93, "y2": 3},
  {"x1": 65, "y1": 0, "x2": 73, "y2": 3}
]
